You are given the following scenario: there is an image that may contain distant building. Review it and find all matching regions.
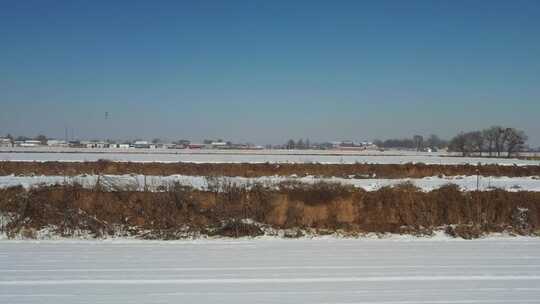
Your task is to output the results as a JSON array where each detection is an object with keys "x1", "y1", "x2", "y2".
[
  {"x1": 47, "y1": 139, "x2": 68, "y2": 147},
  {"x1": 210, "y1": 142, "x2": 228, "y2": 149},
  {"x1": 83, "y1": 141, "x2": 109, "y2": 148},
  {"x1": 188, "y1": 143, "x2": 204, "y2": 149},
  {"x1": 164, "y1": 143, "x2": 181, "y2": 149},
  {"x1": 168, "y1": 140, "x2": 190, "y2": 149},
  {"x1": 134, "y1": 141, "x2": 150, "y2": 149},
  {"x1": 68, "y1": 140, "x2": 83, "y2": 148},
  {"x1": 19, "y1": 140, "x2": 42, "y2": 147},
  {"x1": 330, "y1": 140, "x2": 379, "y2": 151},
  {"x1": 110, "y1": 143, "x2": 131, "y2": 149},
  {"x1": 339, "y1": 140, "x2": 355, "y2": 148},
  {"x1": 0, "y1": 138, "x2": 13, "y2": 147}
]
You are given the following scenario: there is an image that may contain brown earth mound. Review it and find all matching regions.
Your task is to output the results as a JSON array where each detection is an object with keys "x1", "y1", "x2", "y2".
[
  {"x1": 1, "y1": 182, "x2": 539, "y2": 239},
  {"x1": 1, "y1": 160, "x2": 540, "y2": 178}
]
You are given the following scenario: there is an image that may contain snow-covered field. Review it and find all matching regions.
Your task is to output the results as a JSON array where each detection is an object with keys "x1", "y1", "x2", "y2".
[
  {"x1": 1, "y1": 150, "x2": 539, "y2": 165},
  {"x1": 1, "y1": 238, "x2": 539, "y2": 303},
  {"x1": 1, "y1": 174, "x2": 539, "y2": 192}
]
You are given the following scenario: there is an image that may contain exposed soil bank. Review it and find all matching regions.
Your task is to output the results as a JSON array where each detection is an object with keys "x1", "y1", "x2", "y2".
[
  {"x1": 1, "y1": 183, "x2": 539, "y2": 239},
  {"x1": 2, "y1": 161, "x2": 540, "y2": 178}
]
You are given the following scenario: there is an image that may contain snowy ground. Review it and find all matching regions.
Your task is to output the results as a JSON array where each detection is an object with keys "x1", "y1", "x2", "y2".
[
  {"x1": 1, "y1": 174, "x2": 539, "y2": 192},
  {"x1": 1, "y1": 150, "x2": 539, "y2": 165},
  {"x1": 1, "y1": 238, "x2": 539, "y2": 303}
]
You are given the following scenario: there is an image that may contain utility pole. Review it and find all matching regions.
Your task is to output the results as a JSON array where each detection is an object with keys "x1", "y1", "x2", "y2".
[
  {"x1": 104, "y1": 112, "x2": 110, "y2": 143},
  {"x1": 476, "y1": 162, "x2": 480, "y2": 191}
]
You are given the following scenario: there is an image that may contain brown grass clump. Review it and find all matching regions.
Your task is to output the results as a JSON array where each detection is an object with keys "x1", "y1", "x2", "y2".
[
  {"x1": 278, "y1": 181, "x2": 355, "y2": 206},
  {"x1": 210, "y1": 220, "x2": 264, "y2": 238}
]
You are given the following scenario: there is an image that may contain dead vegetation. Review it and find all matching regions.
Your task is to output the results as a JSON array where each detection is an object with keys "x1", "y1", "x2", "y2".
[
  {"x1": 1, "y1": 180, "x2": 539, "y2": 239},
  {"x1": 1, "y1": 161, "x2": 540, "y2": 178}
]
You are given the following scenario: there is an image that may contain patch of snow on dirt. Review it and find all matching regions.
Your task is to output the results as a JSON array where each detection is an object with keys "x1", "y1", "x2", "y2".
[{"x1": 1, "y1": 174, "x2": 539, "y2": 192}]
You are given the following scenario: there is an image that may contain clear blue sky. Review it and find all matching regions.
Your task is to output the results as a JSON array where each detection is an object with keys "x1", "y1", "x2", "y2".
[{"x1": 1, "y1": 0, "x2": 539, "y2": 145}]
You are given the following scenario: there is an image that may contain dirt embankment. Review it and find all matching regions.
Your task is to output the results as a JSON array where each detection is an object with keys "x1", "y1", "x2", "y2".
[
  {"x1": 1, "y1": 182, "x2": 539, "y2": 239},
  {"x1": 1, "y1": 161, "x2": 540, "y2": 178}
]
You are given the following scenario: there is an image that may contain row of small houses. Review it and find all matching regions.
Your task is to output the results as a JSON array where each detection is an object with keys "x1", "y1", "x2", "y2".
[
  {"x1": 0, "y1": 138, "x2": 263, "y2": 150},
  {"x1": 0, "y1": 138, "x2": 157, "y2": 149},
  {"x1": 330, "y1": 141, "x2": 379, "y2": 151},
  {"x1": 1, "y1": 138, "x2": 380, "y2": 151},
  {"x1": 85, "y1": 141, "x2": 263, "y2": 149}
]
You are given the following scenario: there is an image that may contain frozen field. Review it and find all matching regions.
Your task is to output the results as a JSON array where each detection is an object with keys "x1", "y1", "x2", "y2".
[
  {"x1": 1, "y1": 238, "x2": 539, "y2": 303},
  {"x1": 1, "y1": 174, "x2": 540, "y2": 192},
  {"x1": 1, "y1": 151, "x2": 539, "y2": 165}
]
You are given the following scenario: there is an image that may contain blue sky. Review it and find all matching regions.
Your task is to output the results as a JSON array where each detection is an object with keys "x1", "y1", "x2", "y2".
[{"x1": 1, "y1": 0, "x2": 539, "y2": 145}]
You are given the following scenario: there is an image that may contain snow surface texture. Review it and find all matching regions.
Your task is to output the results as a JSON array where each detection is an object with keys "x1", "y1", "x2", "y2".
[
  {"x1": 1, "y1": 174, "x2": 539, "y2": 192},
  {"x1": 1, "y1": 151, "x2": 539, "y2": 165},
  {"x1": 1, "y1": 239, "x2": 539, "y2": 303}
]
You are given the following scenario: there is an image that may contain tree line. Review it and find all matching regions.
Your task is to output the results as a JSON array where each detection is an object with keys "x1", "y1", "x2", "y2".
[
  {"x1": 373, "y1": 134, "x2": 448, "y2": 151},
  {"x1": 285, "y1": 139, "x2": 313, "y2": 149},
  {"x1": 448, "y1": 126, "x2": 528, "y2": 158}
]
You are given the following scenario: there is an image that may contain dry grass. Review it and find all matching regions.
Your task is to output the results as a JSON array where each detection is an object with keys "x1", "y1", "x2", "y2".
[
  {"x1": 0, "y1": 181, "x2": 539, "y2": 239},
  {"x1": 2, "y1": 161, "x2": 540, "y2": 178}
]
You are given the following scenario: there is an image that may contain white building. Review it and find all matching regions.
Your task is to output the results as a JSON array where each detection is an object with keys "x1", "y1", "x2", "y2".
[
  {"x1": 0, "y1": 138, "x2": 13, "y2": 147},
  {"x1": 134, "y1": 141, "x2": 150, "y2": 149},
  {"x1": 111, "y1": 143, "x2": 131, "y2": 149},
  {"x1": 330, "y1": 140, "x2": 379, "y2": 151},
  {"x1": 19, "y1": 140, "x2": 42, "y2": 147},
  {"x1": 83, "y1": 141, "x2": 109, "y2": 148},
  {"x1": 211, "y1": 142, "x2": 228, "y2": 149},
  {"x1": 47, "y1": 139, "x2": 68, "y2": 147}
]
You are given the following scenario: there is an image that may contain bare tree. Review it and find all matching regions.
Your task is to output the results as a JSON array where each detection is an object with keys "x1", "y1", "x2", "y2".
[
  {"x1": 449, "y1": 131, "x2": 484, "y2": 156},
  {"x1": 449, "y1": 133, "x2": 468, "y2": 156},
  {"x1": 451, "y1": 126, "x2": 527, "y2": 158},
  {"x1": 482, "y1": 127, "x2": 499, "y2": 157},
  {"x1": 286, "y1": 139, "x2": 295, "y2": 150},
  {"x1": 425, "y1": 134, "x2": 447, "y2": 150},
  {"x1": 468, "y1": 131, "x2": 485, "y2": 156},
  {"x1": 35, "y1": 134, "x2": 47, "y2": 145},
  {"x1": 504, "y1": 128, "x2": 528, "y2": 158},
  {"x1": 493, "y1": 126, "x2": 508, "y2": 157},
  {"x1": 413, "y1": 135, "x2": 423, "y2": 151}
]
